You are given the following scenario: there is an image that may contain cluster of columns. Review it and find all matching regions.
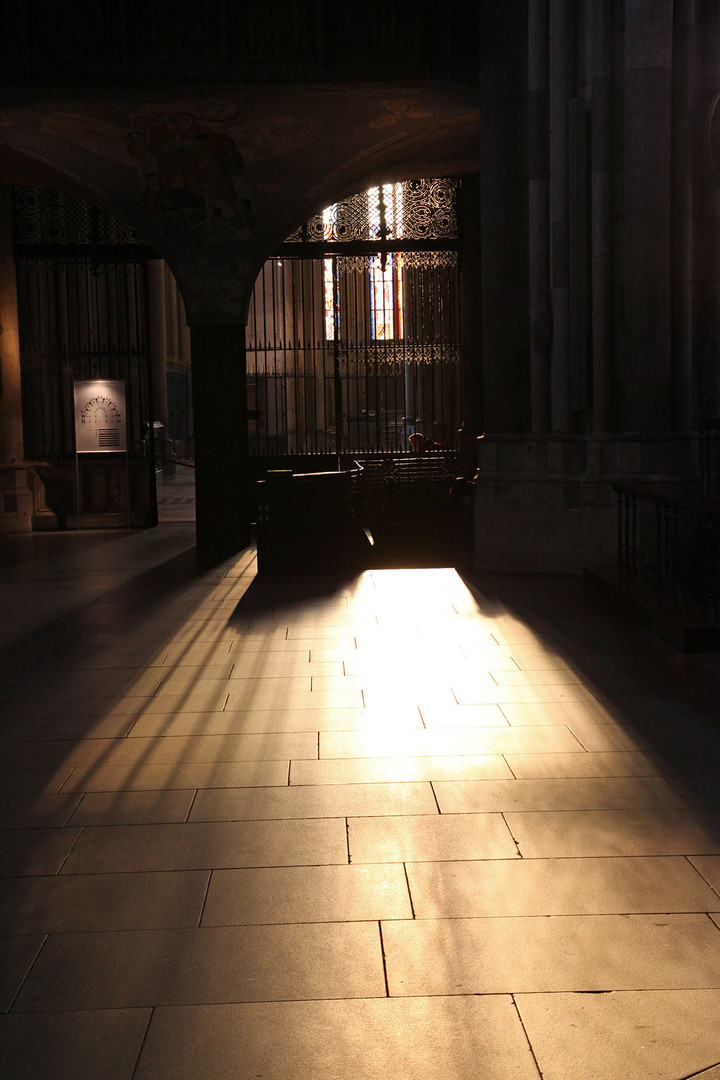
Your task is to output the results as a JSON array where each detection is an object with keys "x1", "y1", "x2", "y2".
[
  {"x1": 469, "y1": 0, "x2": 720, "y2": 570},
  {"x1": 478, "y1": 0, "x2": 715, "y2": 439}
]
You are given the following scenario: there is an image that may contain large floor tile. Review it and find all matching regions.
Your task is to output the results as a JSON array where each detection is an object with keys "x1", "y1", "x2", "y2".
[
  {"x1": 227, "y1": 685, "x2": 363, "y2": 711},
  {"x1": 124, "y1": 683, "x2": 236, "y2": 713},
  {"x1": 491, "y1": 668, "x2": 585, "y2": 685},
  {"x1": 67, "y1": 789, "x2": 195, "y2": 826},
  {"x1": 189, "y1": 781, "x2": 437, "y2": 821},
  {"x1": 406, "y1": 856, "x2": 720, "y2": 917},
  {"x1": 61, "y1": 731, "x2": 317, "y2": 767},
  {"x1": 0, "y1": 870, "x2": 210, "y2": 932},
  {"x1": 503, "y1": 750, "x2": 667, "y2": 779},
  {"x1": 40, "y1": 715, "x2": 139, "y2": 739},
  {"x1": 14, "y1": 922, "x2": 386, "y2": 1010},
  {"x1": 57, "y1": 759, "x2": 290, "y2": 792},
  {"x1": 61, "y1": 818, "x2": 348, "y2": 873},
  {"x1": 202, "y1": 863, "x2": 412, "y2": 924},
  {"x1": 229, "y1": 657, "x2": 342, "y2": 677},
  {"x1": 505, "y1": 808, "x2": 720, "y2": 857},
  {"x1": 382, "y1": 913, "x2": 720, "y2": 995},
  {"x1": 498, "y1": 699, "x2": 614, "y2": 726},
  {"x1": 320, "y1": 725, "x2": 585, "y2": 758},
  {"x1": 151, "y1": 664, "x2": 234, "y2": 686},
  {"x1": 291, "y1": 754, "x2": 514, "y2": 785},
  {"x1": 516, "y1": 989, "x2": 720, "y2": 1080},
  {"x1": 0, "y1": 1008, "x2": 152, "y2": 1080},
  {"x1": 566, "y1": 722, "x2": 652, "y2": 753},
  {"x1": 433, "y1": 776, "x2": 689, "y2": 813},
  {"x1": 162, "y1": 641, "x2": 264, "y2": 666},
  {"x1": 417, "y1": 703, "x2": 509, "y2": 728},
  {"x1": 133, "y1": 995, "x2": 541, "y2": 1080},
  {"x1": 348, "y1": 812, "x2": 519, "y2": 862},
  {"x1": 452, "y1": 682, "x2": 601, "y2": 706},
  {"x1": 126, "y1": 705, "x2": 421, "y2": 736}
]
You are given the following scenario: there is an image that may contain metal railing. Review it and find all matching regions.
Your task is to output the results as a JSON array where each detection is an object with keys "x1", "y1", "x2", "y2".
[
  {"x1": 700, "y1": 422, "x2": 720, "y2": 503},
  {"x1": 614, "y1": 481, "x2": 720, "y2": 615}
]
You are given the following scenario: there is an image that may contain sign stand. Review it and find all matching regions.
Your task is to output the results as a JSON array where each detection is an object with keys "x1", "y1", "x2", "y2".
[{"x1": 73, "y1": 379, "x2": 130, "y2": 529}]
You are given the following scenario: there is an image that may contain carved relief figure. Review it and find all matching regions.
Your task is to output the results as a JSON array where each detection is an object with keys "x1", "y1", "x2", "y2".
[{"x1": 129, "y1": 112, "x2": 254, "y2": 243}]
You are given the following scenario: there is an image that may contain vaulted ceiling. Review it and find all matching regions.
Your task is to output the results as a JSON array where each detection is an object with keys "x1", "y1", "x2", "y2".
[{"x1": 0, "y1": 81, "x2": 480, "y2": 319}]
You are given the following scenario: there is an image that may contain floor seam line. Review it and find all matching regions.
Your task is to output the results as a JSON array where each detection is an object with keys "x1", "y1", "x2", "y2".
[
  {"x1": 197, "y1": 870, "x2": 214, "y2": 927},
  {"x1": 130, "y1": 1005, "x2": 156, "y2": 1080},
  {"x1": 511, "y1": 993, "x2": 545, "y2": 1078},
  {"x1": 6, "y1": 934, "x2": 50, "y2": 1014},
  {"x1": 378, "y1": 921, "x2": 390, "y2": 997}
]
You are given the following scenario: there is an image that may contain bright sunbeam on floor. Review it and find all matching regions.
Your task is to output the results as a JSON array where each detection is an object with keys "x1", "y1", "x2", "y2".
[{"x1": 6, "y1": 533, "x2": 720, "y2": 1080}]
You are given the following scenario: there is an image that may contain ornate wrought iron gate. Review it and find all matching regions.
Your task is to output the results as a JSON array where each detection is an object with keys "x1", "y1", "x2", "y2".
[
  {"x1": 12, "y1": 187, "x2": 160, "y2": 528},
  {"x1": 13, "y1": 188, "x2": 154, "y2": 463},
  {"x1": 246, "y1": 178, "x2": 462, "y2": 458}
]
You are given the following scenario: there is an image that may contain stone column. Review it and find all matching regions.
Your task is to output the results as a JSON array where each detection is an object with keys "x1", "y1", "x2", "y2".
[
  {"x1": 695, "y1": 4, "x2": 720, "y2": 421},
  {"x1": 549, "y1": 0, "x2": 572, "y2": 431},
  {"x1": 190, "y1": 322, "x2": 251, "y2": 567},
  {"x1": 0, "y1": 186, "x2": 32, "y2": 533},
  {"x1": 621, "y1": 0, "x2": 673, "y2": 429},
  {"x1": 0, "y1": 187, "x2": 24, "y2": 464},
  {"x1": 459, "y1": 171, "x2": 484, "y2": 460},
  {"x1": 529, "y1": 0, "x2": 551, "y2": 432},
  {"x1": 671, "y1": 1, "x2": 695, "y2": 430},
  {"x1": 478, "y1": 0, "x2": 529, "y2": 432},
  {"x1": 587, "y1": 1, "x2": 614, "y2": 432}
]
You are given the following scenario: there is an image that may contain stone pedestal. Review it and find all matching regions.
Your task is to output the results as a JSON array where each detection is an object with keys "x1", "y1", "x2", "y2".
[
  {"x1": 0, "y1": 466, "x2": 33, "y2": 533},
  {"x1": 473, "y1": 432, "x2": 699, "y2": 572}
]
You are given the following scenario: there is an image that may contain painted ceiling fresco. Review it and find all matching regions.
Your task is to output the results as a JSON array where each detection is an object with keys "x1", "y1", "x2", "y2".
[{"x1": 0, "y1": 83, "x2": 480, "y2": 319}]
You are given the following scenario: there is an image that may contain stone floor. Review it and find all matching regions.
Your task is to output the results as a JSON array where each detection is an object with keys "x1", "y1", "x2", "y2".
[{"x1": 2, "y1": 523, "x2": 720, "y2": 1079}]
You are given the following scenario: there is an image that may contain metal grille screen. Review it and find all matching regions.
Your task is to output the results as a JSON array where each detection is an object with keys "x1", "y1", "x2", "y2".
[
  {"x1": 17, "y1": 257, "x2": 150, "y2": 461},
  {"x1": 247, "y1": 179, "x2": 461, "y2": 456}
]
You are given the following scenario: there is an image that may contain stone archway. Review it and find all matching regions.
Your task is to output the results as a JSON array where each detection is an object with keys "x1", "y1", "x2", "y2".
[{"x1": 0, "y1": 83, "x2": 480, "y2": 562}]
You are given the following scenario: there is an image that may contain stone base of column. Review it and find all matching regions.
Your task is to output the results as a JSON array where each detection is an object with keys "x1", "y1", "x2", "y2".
[
  {"x1": 0, "y1": 466, "x2": 33, "y2": 533},
  {"x1": 472, "y1": 433, "x2": 699, "y2": 573}
]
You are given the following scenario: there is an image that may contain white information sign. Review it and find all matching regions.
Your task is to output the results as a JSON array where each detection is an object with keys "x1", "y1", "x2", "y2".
[{"x1": 73, "y1": 380, "x2": 127, "y2": 453}]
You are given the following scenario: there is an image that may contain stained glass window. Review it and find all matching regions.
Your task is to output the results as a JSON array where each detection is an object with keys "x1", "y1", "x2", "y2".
[
  {"x1": 323, "y1": 257, "x2": 336, "y2": 341},
  {"x1": 323, "y1": 183, "x2": 405, "y2": 341}
]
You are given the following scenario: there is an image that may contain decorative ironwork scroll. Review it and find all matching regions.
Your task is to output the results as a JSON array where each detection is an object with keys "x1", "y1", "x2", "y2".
[
  {"x1": 13, "y1": 187, "x2": 145, "y2": 247},
  {"x1": 287, "y1": 178, "x2": 458, "y2": 245}
]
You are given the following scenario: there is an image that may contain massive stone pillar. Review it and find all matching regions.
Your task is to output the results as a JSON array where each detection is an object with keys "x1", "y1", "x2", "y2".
[
  {"x1": 0, "y1": 186, "x2": 32, "y2": 532},
  {"x1": 478, "y1": 0, "x2": 529, "y2": 433},
  {"x1": 695, "y1": 3, "x2": 720, "y2": 421},
  {"x1": 529, "y1": 0, "x2": 551, "y2": 432},
  {"x1": 190, "y1": 322, "x2": 251, "y2": 568},
  {"x1": 459, "y1": 172, "x2": 484, "y2": 462},
  {"x1": 621, "y1": 0, "x2": 674, "y2": 429},
  {"x1": 0, "y1": 187, "x2": 23, "y2": 465},
  {"x1": 587, "y1": 0, "x2": 614, "y2": 433},
  {"x1": 473, "y1": 0, "x2": 697, "y2": 573},
  {"x1": 549, "y1": 0, "x2": 572, "y2": 431},
  {"x1": 671, "y1": 1, "x2": 695, "y2": 430}
]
